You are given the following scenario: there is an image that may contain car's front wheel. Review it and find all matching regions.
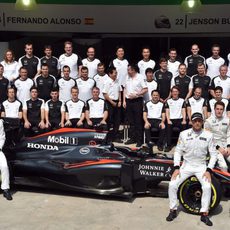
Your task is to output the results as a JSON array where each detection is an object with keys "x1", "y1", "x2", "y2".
[{"x1": 178, "y1": 176, "x2": 222, "y2": 214}]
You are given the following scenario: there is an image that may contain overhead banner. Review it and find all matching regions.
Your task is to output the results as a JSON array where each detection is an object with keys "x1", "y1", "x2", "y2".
[{"x1": 0, "y1": 3, "x2": 230, "y2": 33}]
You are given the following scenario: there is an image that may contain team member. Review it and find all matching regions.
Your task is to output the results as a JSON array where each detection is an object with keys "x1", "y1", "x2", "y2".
[
  {"x1": 14, "y1": 67, "x2": 34, "y2": 104},
  {"x1": 82, "y1": 47, "x2": 100, "y2": 79},
  {"x1": 58, "y1": 41, "x2": 82, "y2": 79},
  {"x1": 207, "y1": 86, "x2": 230, "y2": 117},
  {"x1": 93, "y1": 63, "x2": 109, "y2": 99},
  {"x1": 184, "y1": 44, "x2": 205, "y2": 77},
  {"x1": 103, "y1": 67, "x2": 122, "y2": 141},
  {"x1": 190, "y1": 63, "x2": 211, "y2": 100},
  {"x1": 57, "y1": 65, "x2": 76, "y2": 102},
  {"x1": 18, "y1": 43, "x2": 40, "y2": 79},
  {"x1": 143, "y1": 90, "x2": 165, "y2": 150},
  {"x1": 45, "y1": 88, "x2": 65, "y2": 130},
  {"x1": 144, "y1": 68, "x2": 157, "y2": 102},
  {"x1": 171, "y1": 63, "x2": 193, "y2": 100},
  {"x1": 210, "y1": 65, "x2": 230, "y2": 99},
  {"x1": 1, "y1": 87, "x2": 23, "y2": 145},
  {"x1": 76, "y1": 66, "x2": 95, "y2": 103},
  {"x1": 1, "y1": 88, "x2": 22, "y2": 119},
  {"x1": 34, "y1": 64, "x2": 56, "y2": 101},
  {"x1": 166, "y1": 112, "x2": 217, "y2": 226},
  {"x1": 206, "y1": 44, "x2": 225, "y2": 79},
  {"x1": 227, "y1": 53, "x2": 230, "y2": 76},
  {"x1": 167, "y1": 48, "x2": 181, "y2": 78},
  {"x1": 137, "y1": 47, "x2": 156, "y2": 78},
  {"x1": 123, "y1": 64, "x2": 147, "y2": 147},
  {"x1": 40, "y1": 45, "x2": 60, "y2": 78},
  {"x1": 0, "y1": 64, "x2": 9, "y2": 104},
  {"x1": 204, "y1": 101, "x2": 230, "y2": 171},
  {"x1": 110, "y1": 46, "x2": 129, "y2": 87},
  {"x1": 23, "y1": 87, "x2": 45, "y2": 136},
  {"x1": 85, "y1": 87, "x2": 108, "y2": 130},
  {"x1": 1, "y1": 49, "x2": 19, "y2": 82},
  {"x1": 154, "y1": 58, "x2": 173, "y2": 103},
  {"x1": 187, "y1": 87, "x2": 207, "y2": 126},
  {"x1": 165, "y1": 86, "x2": 186, "y2": 152},
  {"x1": 65, "y1": 87, "x2": 85, "y2": 128},
  {"x1": 0, "y1": 118, "x2": 13, "y2": 200}
]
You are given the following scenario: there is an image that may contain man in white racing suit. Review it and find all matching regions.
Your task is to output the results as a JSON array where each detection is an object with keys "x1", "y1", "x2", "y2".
[
  {"x1": 166, "y1": 112, "x2": 217, "y2": 226},
  {"x1": 204, "y1": 101, "x2": 230, "y2": 171},
  {"x1": 0, "y1": 119, "x2": 13, "y2": 200}
]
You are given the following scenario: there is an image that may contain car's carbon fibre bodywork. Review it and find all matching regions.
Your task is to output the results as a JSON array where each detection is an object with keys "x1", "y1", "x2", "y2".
[{"x1": 5, "y1": 128, "x2": 230, "y2": 212}]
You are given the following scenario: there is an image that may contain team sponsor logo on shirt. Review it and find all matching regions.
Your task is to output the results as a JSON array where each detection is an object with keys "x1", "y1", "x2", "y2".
[
  {"x1": 199, "y1": 137, "x2": 207, "y2": 141},
  {"x1": 47, "y1": 136, "x2": 78, "y2": 145},
  {"x1": 27, "y1": 142, "x2": 59, "y2": 150}
]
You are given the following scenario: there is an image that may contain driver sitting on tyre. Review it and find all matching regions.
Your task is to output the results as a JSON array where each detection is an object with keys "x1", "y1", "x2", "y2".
[{"x1": 166, "y1": 112, "x2": 217, "y2": 226}]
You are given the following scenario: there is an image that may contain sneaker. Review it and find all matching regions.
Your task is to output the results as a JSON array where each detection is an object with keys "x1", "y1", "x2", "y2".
[
  {"x1": 113, "y1": 137, "x2": 123, "y2": 143},
  {"x1": 166, "y1": 210, "x2": 177, "y2": 222},
  {"x1": 147, "y1": 141, "x2": 154, "y2": 148},
  {"x1": 124, "y1": 139, "x2": 136, "y2": 145},
  {"x1": 136, "y1": 142, "x2": 142, "y2": 148},
  {"x1": 164, "y1": 146, "x2": 172, "y2": 152},
  {"x1": 157, "y1": 146, "x2": 164, "y2": 151},
  {"x1": 200, "y1": 215, "x2": 213, "y2": 226},
  {"x1": 3, "y1": 189, "x2": 13, "y2": 201}
]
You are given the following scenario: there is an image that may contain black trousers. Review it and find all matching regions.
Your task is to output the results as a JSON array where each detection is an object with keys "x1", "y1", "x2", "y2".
[
  {"x1": 24, "y1": 120, "x2": 44, "y2": 137},
  {"x1": 85, "y1": 118, "x2": 107, "y2": 131},
  {"x1": 166, "y1": 119, "x2": 186, "y2": 147},
  {"x1": 144, "y1": 119, "x2": 165, "y2": 147},
  {"x1": 107, "y1": 100, "x2": 121, "y2": 140},
  {"x1": 66, "y1": 118, "x2": 84, "y2": 128},
  {"x1": 46, "y1": 119, "x2": 62, "y2": 131},
  {"x1": 126, "y1": 97, "x2": 143, "y2": 144}
]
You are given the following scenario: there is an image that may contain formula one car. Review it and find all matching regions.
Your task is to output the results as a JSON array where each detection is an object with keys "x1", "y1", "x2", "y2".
[{"x1": 4, "y1": 127, "x2": 230, "y2": 215}]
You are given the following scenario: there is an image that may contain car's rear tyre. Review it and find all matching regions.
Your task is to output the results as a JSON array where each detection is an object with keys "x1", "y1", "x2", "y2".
[{"x1": 178, "y1": 176, "x2": 222, "y2": 215}]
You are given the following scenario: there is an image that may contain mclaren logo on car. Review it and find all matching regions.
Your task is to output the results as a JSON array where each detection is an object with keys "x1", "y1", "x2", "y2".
[
  {"x1": 47, "y1": 136, "x2": 78, "y2": 145},
  {"x1": 27, "y1": 143, "x2": 59, "y2": 151}
]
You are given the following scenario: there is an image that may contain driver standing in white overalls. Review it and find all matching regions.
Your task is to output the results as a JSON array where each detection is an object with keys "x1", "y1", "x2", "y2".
[
  {"x1": 166, "y1": 112, "x2": 217, "y2": 226},
  {"x1": 0, "y1": 119, "x2": 12, "y2": 200}
]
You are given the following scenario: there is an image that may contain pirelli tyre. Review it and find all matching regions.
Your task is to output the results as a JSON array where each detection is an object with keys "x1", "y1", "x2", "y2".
[{"x1": 178, "y1": 176, "x2": 222, "y2": 215}]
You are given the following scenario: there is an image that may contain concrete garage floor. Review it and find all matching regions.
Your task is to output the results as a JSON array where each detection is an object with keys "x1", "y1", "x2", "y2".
[{"x1": 0, "y1": 184, "x2": 229, "y2": 230}]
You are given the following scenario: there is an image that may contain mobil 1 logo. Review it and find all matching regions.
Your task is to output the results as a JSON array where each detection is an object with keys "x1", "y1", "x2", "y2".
[{"x1": 47, "y1": 136, "x2": 78, "y2": 145}]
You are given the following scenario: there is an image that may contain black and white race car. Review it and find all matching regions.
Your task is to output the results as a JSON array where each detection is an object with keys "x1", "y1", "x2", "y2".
[{"x1": 4, "y1": 127, "x2": 230, "y2": 215}]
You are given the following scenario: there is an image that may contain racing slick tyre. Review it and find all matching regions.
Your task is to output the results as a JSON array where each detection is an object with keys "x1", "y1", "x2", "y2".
[{"x1": 178, "y1": 176, "x2": 222, "y2": 215}]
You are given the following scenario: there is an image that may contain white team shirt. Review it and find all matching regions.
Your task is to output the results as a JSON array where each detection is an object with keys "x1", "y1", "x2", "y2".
[
  {"x1": 208, "y1": 98, "x2": 229, "y2": 117},
  {"x1": 227, "y1": 53, "x2": 230, "y2": 76},
  {"x1": 102, "y1": 77, "x2": 121, "y2": 101},
  {"x1": 112, "y1": 58, "x2": 129, "y2": 86},
  {"x1": 144, "y1": 80, "x2": 158, "y2": 102},
  {"x1": 165, "y1": 98, "x2": 185, "y2": 119},
  {"x1": 124, "y1": 73, "x2": 147, "y2": 99},
  {"x1": 57, "y1": 78, "x2": 76, "y2": 102},
  {"x1": 76, "y1": 77, "x2": 95, "y2": 102},
  {"x1": 14, "y1": 78, "x2": 34, "y2": 104},
  {"x1": 144, "y1": 100, "x2": 164, "y2": 119},
  {"x1": 1, "y1": 99, "x2": 22, "y2": 118},
  {"x1": 167, "y1": 60, "x2": 180, "y2": 78},
  {"x1": 0, "y1": 61, "x2": 19, "y2": 82},
  {"x1": 65, "y1": 99, "x2": 85, "y2": 119},
  {"x1": 93, "y1": 74, "x2": 109, "y2": 99},
  {"x1": 82, "y1": 58, "x2": 100, "y2": 79},
  {"x1": 59, "y1": 53, "x2": 80, "y2": 79},
  {"x1": 86, "y1": 98, "x2": 106, "y2": 118},
  {"x1": 187, "y1": 97, "x2": 206, "y2": 117},
  {"x1": 211, "y1": 76, "x2": 230, "y2": 99},
  {"x1": 206, "y1": 56, "x2": 225, "y2": 79},
  {"x1": 138, "y1": 59, "x2": 156, "y2": 78}
]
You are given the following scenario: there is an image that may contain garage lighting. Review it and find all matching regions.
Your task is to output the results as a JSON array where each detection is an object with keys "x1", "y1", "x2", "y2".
[
  {"x1": 181, "y1": 0, "x2": 202, "y2": 13},
  {"x1": 15, "y1": 0, "x2": 38, "y2": 10}
]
